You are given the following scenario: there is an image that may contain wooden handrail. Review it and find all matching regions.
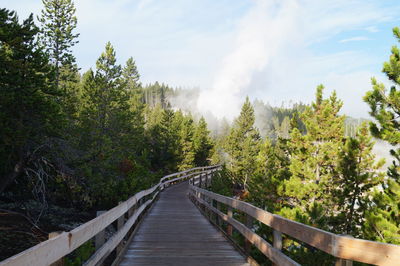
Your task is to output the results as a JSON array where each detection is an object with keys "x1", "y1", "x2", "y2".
[
  {"x1": 189, "y1": 181, "x2": 400, "y2": 266},
  {"x1": 0, "y1": 165, "x2": 221, "y2": 266}
]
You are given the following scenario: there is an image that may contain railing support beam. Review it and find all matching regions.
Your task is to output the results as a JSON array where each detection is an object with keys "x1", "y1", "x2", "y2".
[
  {"x1": 244, "y1": 214, "x2": 253, "y2": 255},
  {"x1": 95, "y1": 211, "x2": 106, "y2": 251},
  {"x1": 272, "y1": 229, "x2": 282, "y2": 266}
]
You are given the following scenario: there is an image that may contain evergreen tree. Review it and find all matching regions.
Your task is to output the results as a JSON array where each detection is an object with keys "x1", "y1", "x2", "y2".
[
  {"x1": 146, "y1": 107, "x2": 180, "y2": 172},
  {"x1": 121, "y1": 57, "x2": 145, "y2": 159},
  {"x1": 0, "y1": 9, "x2": 61, "y2": 193},
  {"x1": 225, "y1": 97, "x2": 261, "y2": 188},
  {"x1": 363, "y1": 27, "x2": 400, "y2": 243},
  {"x1": 177, "y1": 115, "x2": 196, "y2": 171},
  {"x1": 38, "y1": 0, "x2": 79, "y2": 90},
  {"x1": 193, "y1": 117, "x2": 213, "y2": 166},
  {"x1": 122, "y1": 57, "x2": 141, "y2": 90},
  {"x1": 336, "y1": 123, "x2": 385, "y2": 237},
  {"x1": 249, "y1": 138, "x2": 291, "y2": 211},
  {"x1": 279, "y1": 85, "x2": 345, "y2": 228},
  {"x1": 78, "y1": 43, "x2": 144, "y2": 207}
]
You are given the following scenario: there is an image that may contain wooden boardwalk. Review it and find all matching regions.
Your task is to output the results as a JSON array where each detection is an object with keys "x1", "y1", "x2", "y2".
[{"x1": 119, "y1": 181, "x2": 249, "y2": 266}]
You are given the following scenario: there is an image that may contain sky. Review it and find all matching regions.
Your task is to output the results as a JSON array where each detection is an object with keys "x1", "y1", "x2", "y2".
[{"x1": 4, "y1": 0, "x2": 400, "y2": 119}]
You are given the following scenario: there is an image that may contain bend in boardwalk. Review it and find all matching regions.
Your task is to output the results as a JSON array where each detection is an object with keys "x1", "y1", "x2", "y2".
[{"x1": 119, "y1": 181, "x2": 249, "y2": 266}]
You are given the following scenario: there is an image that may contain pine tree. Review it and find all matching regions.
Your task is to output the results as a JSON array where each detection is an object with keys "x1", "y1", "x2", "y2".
[
  {"x1": 279, "y1": 85, "x2": 345, "y2": 228},
  {"x1": 336, "y1": 123, "x2": 385, "y2": 237},
  {"x1": 177, "y1": 115, "x2": 196, "y2": 171},
  {"x1": 122, "y1": 57, "x2": 141, "y2": 90},
  {"x1": 78, "y1": 43, "x2": 143, "y2": 207},
  {"x1": 146, "y1": 107, "x2": 180, "y2": 172},
  {"x1": 363, "y1": 27, "x2": 400, "y2": 243},
  {"x1": 0, "y1": 9, "x2": 61, "y2": 193},
  {"x1": 193, "y1": 117, "x2": 213, "y2": 166},
  {"x1": 249, "y1": 138, "x2": 291, "y2": 211},
  {"x1": 38, "y1": 0, "x2": 79, "y2": 90},
  {"x1": 225, "y1": 97, "x2": 261, "y2": 188},
  {"x1": 121, "y1": 57, "x2": 145, "y2": 159}
]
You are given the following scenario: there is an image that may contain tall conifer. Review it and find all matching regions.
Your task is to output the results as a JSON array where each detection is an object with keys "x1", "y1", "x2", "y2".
[
  {"x1": 226, "y1": 97, "x2": 261, "y2": 188},
  {"x1": 280, "y1": 86, "x2": 345, "y2": 227},
  {"x1": 363, "y1": 27, "x2": 400, "y2": 243},
  {"x1": 38, "y1": 0, "x2": 79, "y2": 89}
]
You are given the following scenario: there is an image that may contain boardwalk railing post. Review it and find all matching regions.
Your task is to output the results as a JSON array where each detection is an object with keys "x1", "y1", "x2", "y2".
[
  {"x1": 212, "y1": 199, "x2": 217, "y2": 223},
  {"x1": 95, "y1": 211, "x2": 106, "y2": 250},
  {"x1": 227, "y1": 206, "x2": 233, "y2": 237},
  {"x1": 244, "y1": 214, "x2": 253, "y2": 255},
  {"x1": 216, "y1": 201, "x2": 222, "y2": 227},
  {"x1": 116, "y1": 206, "x2": 125, "y2": 254},
  {"x1": 335, "y1": 235, "x2": 353, "y2": 266},
  {"x1": 272, "y1": 229, "x2": 282, "y2": 266},
  {"x1": 336, "y1": 259, "x2": 353, "y2": 266},
  {"x1": 199, "y1": 174, "x2": 202, "y2": 188},
  {"x1": 49, "y1": 232, "x2": 64, "y2": 266}
]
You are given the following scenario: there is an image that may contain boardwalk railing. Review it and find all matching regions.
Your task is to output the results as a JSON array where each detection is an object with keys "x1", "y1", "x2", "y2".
[
  {"x1": 188, "y1": 174, "x2": 400, "y2": 266},
  {"x1": 0, "y1": 165, "x2": 221, "y2": 266}
]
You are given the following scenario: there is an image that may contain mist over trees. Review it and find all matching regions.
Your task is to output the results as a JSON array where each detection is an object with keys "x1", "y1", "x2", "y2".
[{"x1": 1, "y1": 0, "x2": 400, "y2": 264}]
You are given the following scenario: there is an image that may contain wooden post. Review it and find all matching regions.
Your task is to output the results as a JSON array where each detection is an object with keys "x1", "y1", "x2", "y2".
[
  {"x1": 335, "y1": 235, "x2": 353, "y2": 266},
  {"x1": 199, "y1": 174, "x2": 202, "y2": 188},
  {"x1": 272, "y1": 229, "x2": 282, "y2": 266},
  {"x1": 227, "y1": 206, "x2": 233, "y2": 237},
  {"x1": 128, "y1": 204, "x2": 134, "y2": 218},
  {"x1": 211, "y1": 199, "x2": 216, "y2": 223},
  {"x1": 49, "y1": 232, "x2": 64, "y2": 266},
  {"x1": 244, "y1": 214, "x2": 253, "y2": 255},
  {"x1": 216, "y1": 201, "x2": 222, "y2": 227},
  {"x1": 95, "y1": 211, "x2": 106, "y2": 250},
  {"x1": 335, "y1": 259, "x2": 353, "y2": 266},
  {"x1": 116, "y1": 212, "x2": 124, "y2": 254}
]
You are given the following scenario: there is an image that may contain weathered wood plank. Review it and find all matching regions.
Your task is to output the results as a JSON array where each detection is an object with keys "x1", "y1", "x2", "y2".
[
  {"x1": 84, "y1": 192, "x2": 158, "y2": 266},
  {"x1": 0, "y1": 232, "x2": 70, "y2": 266},
  {"x1": 334, "y1": 236, "x2": 400, "y2": 266},
  {"x1": 190, "y1": 185, "x2": 400, "y2": 265},
  {"x1": 190, "y1": 191, "x2": 299, "y2": 266},
  {"x1": 118, "y1": 182, "x2": 249, "y2": 266}
]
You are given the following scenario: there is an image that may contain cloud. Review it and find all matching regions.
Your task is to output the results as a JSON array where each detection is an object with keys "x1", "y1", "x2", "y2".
[
  {"x1": 339, "y1": 36, "x2": 371, "y2": 43},
  {"x1": 365, "y1": 26, "x2": 379, "y2": 33}
]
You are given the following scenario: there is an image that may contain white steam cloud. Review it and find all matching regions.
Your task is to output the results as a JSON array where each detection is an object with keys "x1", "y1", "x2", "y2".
[{"x1": 197, "y1": 0, "x2": 300, "y2": 120}]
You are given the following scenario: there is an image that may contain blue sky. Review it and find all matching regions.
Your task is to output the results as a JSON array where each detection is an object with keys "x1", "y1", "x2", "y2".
[{"x1": 4, "y1": 0, "x2": 400, "y2": 119}]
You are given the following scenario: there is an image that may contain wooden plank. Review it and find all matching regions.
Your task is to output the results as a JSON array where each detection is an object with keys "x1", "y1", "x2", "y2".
[
  {"x1": 160, "y1": 165, "x2": 220, "y2": 183},
  {"x1": 95, "y1": 211, "x2": 107, "y2": 250},
  {"x1": 49, "y1": 232, "x2": 65, "y2": 266},
  {"x1": 190, "y1": 185, "x2": 400, "y2": 265},
  {"x1": 119, "y1": 182, "x2": 249, "y2": 266},
  {"x1": 245, "y1": 214, "x2": 254, "y2": 254},
  {"x1": 0, "y1": 232, "x2": 70, "y2": 266},
  {"x1": 227, "y1": 206, "x2": 233, "y2": 237},
  {"x1": 116, "y1": 210, "x2": 125, "y2": 254},
  {"x1": 190, "y1": 185, "x2": 335, "y2": 254},
  {"x1": 68, "y1": 184, "x2": 159, "y2": 251},
  {"x1": 333, "y1": 235, "x2": 400, "y2": 266},
  {"x1": 84, "y1": 193, "x2": 158, "y2": 266},
  {"x1": 272, "y1": 230, "x2": 282, "y2": 266},
  {"x1": 190, "y1": 191, "x2": 299, "y2": 266}
]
